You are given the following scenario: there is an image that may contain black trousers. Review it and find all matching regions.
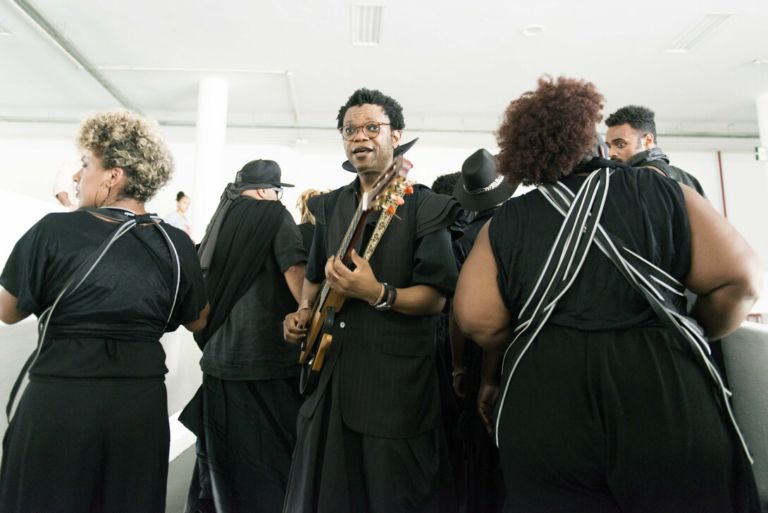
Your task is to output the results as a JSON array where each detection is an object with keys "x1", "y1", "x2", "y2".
[
  {"x1": 283, "y1": 367, "x2": 457, "y2": 513},
  {"x1": 0, "y1": 377, "x2": 169, "y2": 513},
  {"x1": 186, "y1": 375, "x2": 302, "y2": 513},
  {"x1": 497, "y1": 325, "x2": 759, "y2": 513}
]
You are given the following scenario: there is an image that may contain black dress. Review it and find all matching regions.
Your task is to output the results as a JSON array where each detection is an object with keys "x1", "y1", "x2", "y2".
[
  {"x1": 0, "y1": 211, "x2": 207, "y2": 513},
  {"x1": 488, "y1": 165, "x2": 758, "y2": 513}
]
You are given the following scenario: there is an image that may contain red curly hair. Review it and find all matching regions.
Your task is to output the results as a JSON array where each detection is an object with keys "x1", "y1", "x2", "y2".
[{"x1": 496, "y1": 76, "x2": 604, "y2": 185}]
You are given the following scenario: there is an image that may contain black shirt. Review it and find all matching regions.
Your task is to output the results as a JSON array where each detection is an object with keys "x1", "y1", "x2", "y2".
[
  {"x1": 201, "y1": 210, "x2": 306, "y2": 380},
  {"x1": 489, "y1": 166, "x2": 691, "y2": 331},
  {"x1": 0, "y1": 211, "x2": 207, "y2": 378}
]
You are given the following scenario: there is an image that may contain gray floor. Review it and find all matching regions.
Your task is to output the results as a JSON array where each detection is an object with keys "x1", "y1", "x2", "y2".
[{"x1": 166, "y1": 444, "x2": 196, "y2": 513}]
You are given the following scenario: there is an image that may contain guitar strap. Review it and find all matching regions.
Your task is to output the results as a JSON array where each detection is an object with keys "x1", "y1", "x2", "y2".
[{"x1": 494, "y1": 167, "x2": 610, "y2": 445}]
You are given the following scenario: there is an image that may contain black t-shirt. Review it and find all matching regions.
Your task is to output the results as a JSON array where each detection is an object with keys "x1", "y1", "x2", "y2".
[
  {"x1": 201, "y1": 210, "x2": 306, "y2": 380},
  {"x1": 0, "y1": 211, "x2": 207, "y2": 378},
  {"x1": 489, "y1": 166, "x2": 691, "y2": 331},
  {"x1": 453, "y1": 208, "x2": 496, "y2": 270}
]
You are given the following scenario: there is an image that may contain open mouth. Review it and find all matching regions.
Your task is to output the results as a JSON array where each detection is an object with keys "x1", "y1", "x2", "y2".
[{"x1": 352, "y1": 147, "x2": 373, "y2": 156}]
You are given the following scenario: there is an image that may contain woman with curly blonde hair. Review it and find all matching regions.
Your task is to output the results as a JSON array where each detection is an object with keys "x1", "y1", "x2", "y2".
[
  {"x1": 295, "y1": 188, "x2": 328, "y2": 252},
  {"x1": 454, "y1": 77, "x2": 760, "y2": 512},
  {"x1": 0, "y1": 110, "x2": 208, "y2": 513}
]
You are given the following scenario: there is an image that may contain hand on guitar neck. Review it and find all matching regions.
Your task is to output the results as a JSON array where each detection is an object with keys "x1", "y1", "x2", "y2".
[{"x1": 324, "y1": 249, "x2": 383, "y2": 304}]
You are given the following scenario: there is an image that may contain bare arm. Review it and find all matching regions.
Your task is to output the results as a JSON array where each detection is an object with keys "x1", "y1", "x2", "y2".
[
  {"x1": 283, "y1": 263, "x2": 306, "y2": 304},
  {"x1": 55, "y1": 192, "x2": 73, "y2": 208},
  {"x1": 0, "y1": 289, "x2": 30, "y2": 324},
  {"x1": 283, "y1": 278, "x2": 322, "y2": 343},
  {"x1": 453, "y1": 223, "x2": 515, "y2": 350},
  {"x1": 682, "y1": 185, "x2": 762, "y2": 339},
  {"x1": 477, "y1": 346, "x2": 504, "y2": 434},
  {"x1": 183, "y1": 303, "x2": 209, "y2": 333}
]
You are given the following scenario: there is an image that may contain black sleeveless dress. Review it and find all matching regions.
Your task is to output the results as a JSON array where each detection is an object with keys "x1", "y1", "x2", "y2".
[{"x1": 488, "y1": 165, "x2": 758, "y2": 513}]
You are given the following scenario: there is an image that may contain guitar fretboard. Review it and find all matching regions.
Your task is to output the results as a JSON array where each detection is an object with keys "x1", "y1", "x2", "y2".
[{"x1": 315, "y1": 198, "x2": 367, "y2": 309}]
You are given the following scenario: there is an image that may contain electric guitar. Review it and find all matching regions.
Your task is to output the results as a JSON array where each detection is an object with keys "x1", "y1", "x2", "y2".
[{"x1": 298, "y1": 155, "x2": 413, "y2": 395}]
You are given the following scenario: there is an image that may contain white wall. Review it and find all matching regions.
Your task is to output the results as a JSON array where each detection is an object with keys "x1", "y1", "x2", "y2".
[{"x1": 0, "y1": 121, "x2": 763, "y2": 261}]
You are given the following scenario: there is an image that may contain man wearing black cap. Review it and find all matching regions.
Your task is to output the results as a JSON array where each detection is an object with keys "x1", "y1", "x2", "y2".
[
  {"x1": 182, "y1": 160, "x2": 306, "y2": 513},
  {"x1": 282, "y1": 88, "x2": 461, "y2": 512}
]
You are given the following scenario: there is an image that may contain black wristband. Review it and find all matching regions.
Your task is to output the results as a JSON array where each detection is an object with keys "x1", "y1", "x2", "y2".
[{"x1": 374, "y1": 283, "x2": 397, "y2": 311}]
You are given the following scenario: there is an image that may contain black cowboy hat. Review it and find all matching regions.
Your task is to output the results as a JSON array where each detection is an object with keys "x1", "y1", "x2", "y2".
[
  {"x1": 235, "y1": 159, "x2": 294, "y2": 188},
  {"x1": 341, "y1": 138, "x2": 419, "y2": 172},
  {"x1": 453, "y1": 149, "x2": 516, "y2": 212}
]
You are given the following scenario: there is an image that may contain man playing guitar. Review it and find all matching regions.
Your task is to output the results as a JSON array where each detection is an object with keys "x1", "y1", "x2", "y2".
[{"x1": 282, "y1": 88, "x2": 461, "y2": 513}]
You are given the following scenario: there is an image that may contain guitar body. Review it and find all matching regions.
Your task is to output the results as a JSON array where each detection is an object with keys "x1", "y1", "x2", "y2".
[{"x1": 299, "y1": 290, "x2": 345, "y2": 395}]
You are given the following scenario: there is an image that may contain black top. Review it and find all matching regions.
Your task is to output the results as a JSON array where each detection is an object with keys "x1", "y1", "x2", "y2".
[
  {"x1": 298, "y1": 222, "x2": 315, "y2": 254},
  {"x1": 0, "y1": 211, "x2": 207, "y2": 378},
  {"x1": 489, "y1": 165, "x2": 691, "y2": 331},
  {"x1": 306, "y1": 184, "x2": 457, "y2": 295},
  {"x1": 302, "y1": 180, "x2": 460, "y2": 438},
  {"x1": 453, "y1": 207, "x2": 496, "y2": 269},
  {"x1": 201, "y1": 210, "x2": 306, "y2": 380},
  {"x1": 627, "y1": 148, "x2": 706, "y2": 197}
]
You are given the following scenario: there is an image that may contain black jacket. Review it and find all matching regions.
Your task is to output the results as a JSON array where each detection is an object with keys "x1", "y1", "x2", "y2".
[{"x1": 628, "y1": 148, "x2": 706, "y2": 197}]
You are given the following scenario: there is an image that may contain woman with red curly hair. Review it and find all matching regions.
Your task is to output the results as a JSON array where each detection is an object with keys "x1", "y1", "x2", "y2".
[{"x1": 454, "y1": 76, "x2": 760, "y2": 512}]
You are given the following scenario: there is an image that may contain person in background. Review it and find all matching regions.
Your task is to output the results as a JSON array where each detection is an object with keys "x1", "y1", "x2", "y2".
[
  {"x1": 296, "y1": 188, "x2": 328, "y2": 253},
  {"x1": 0, "y1": 110, "x2": 208, "y2": 513},
  {"x1": 454, "y1": 76, "x2": 760, "y2": 513},
  {"x1": 166, "y1": 191, "x2": 193, "y2": 238},
  {"x1": 53, "y1": 160, "x2": 80, "y2": 210},
  {"x1": 183, "y1": 159, "x2": 306, "y2": 513},
  {"x1": 449, "y1": 148, "x2": 516, "y2": 513},
  {"x1": 604, "y1": 105, "x2": 705, "y2": 196},
  {"x1": 431, "y1": 171, "x2": 461, "y2": 196}
]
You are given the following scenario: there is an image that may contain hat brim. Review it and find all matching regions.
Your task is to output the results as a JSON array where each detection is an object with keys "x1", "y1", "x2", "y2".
[
  {"x1": 342, "y1": 138, "x2": 418, "y2": 173},
  {"x1": 240, "y1": 182, "x2": 294, "y2": 189},
  {"x1": 453, "y1": 179, "x2": 517, "y2": 212}
]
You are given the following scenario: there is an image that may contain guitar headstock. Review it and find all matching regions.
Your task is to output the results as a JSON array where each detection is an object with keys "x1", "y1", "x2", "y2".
[{"x1": 365, "y1": 155, "x2": 414, "y2": 215}]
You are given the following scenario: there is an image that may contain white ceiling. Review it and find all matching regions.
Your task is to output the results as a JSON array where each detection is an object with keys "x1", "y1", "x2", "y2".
[{"x1": 1, "y1": 0, "x2": 767, "y2": 138}]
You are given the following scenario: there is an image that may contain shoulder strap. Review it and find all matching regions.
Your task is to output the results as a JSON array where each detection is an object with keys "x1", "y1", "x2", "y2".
[
  {"x1": 6, "y1": 209, "x2": 181, "y2": 422},
  {"x1": 536, "y1": 182, "x2": 753, "y2": 463},
  {"x1": 494, "y1": 168, "x2": 610, "y2": 445}
]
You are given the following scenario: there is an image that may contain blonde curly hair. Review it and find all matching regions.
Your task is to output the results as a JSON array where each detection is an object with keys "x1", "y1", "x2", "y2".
[
  {"x1": 77, "y1": 110, "x2": 174, "y2": 201},
  {"x1": 296, "y1": 188, "x2": 329, "y2": 224}
]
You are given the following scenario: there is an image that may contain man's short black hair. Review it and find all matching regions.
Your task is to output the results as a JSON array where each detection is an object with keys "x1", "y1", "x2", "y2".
[
  {"x1": 431, "y1": 171, "x2": 461, "y2": 195},
  {"x1": 605, "y1": 105, "x2": 657, "y2": 141},
  {"x1": 336, "y1": 88, "x2": 405, "y2": 130}
]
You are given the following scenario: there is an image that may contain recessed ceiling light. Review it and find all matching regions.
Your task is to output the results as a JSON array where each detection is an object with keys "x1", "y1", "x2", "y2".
[
  {"x1": 753, "y1": 58, "x2": 768, "y2": 65},
  {"x1": 522, "y1": 24, "x2": 545, "y2": 37},
  {"x1": 665, "y1": 13, "x2": 731, "y2": 53},
  {"x1": 351, "y1": 5, "x2": 383, "y2": 46}
]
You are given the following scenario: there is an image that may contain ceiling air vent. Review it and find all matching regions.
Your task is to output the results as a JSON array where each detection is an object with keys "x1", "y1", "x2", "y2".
[
  {"x1": 351, "y1": 5, "x2": 382, "y2": 46},
  {"x1": 665, "y1": 14, "x2": 731, "y2": 53}
]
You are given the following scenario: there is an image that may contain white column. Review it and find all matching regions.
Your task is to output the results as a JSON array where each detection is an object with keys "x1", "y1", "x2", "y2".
[
  {"x1": 191, "y1": 77, "x2": 229, "y2": 242},
  {"x1": 758, "y1": 92, "x2": 768, "y2": 149}
]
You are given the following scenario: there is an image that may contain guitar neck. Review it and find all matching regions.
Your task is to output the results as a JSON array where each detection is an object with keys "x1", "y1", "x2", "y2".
[{"x1": 314, "y1": 199, "x2": 370, "y2": 312}]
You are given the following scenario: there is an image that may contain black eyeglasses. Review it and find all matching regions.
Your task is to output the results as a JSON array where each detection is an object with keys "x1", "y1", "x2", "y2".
[
  {"x1": 339, "y1": 122, "x2": 391, "y2": 140},
  {"x1": 272, "y1": 188, "x2": 283, "y2": 200}
]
